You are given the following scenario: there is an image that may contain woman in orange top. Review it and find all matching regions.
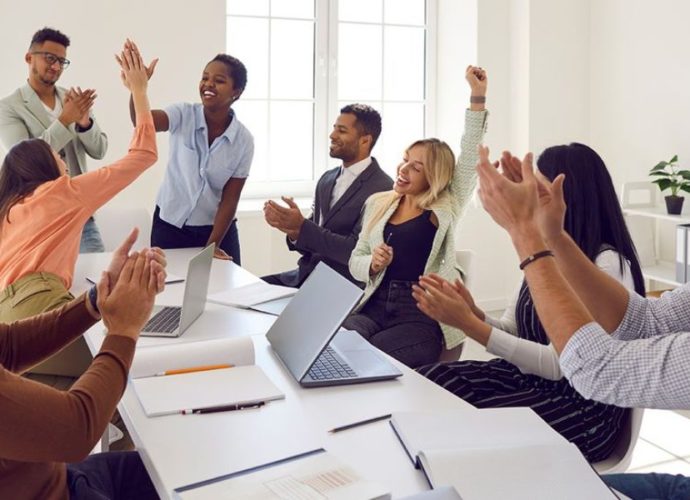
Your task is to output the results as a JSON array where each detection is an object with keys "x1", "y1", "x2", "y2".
[{"x1": 0, "y1": 42, "x2": 157, "y2": 322}]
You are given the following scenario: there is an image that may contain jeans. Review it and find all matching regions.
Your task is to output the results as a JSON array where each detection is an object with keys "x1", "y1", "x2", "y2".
[
  {"x1": 603, "y1": 473, "x2": 690, "y2": 500},
  {"x1": 80, "y1": 217, "x2": 105, "y2": 253},
  {"x1": 67, "y1": 451, "x2": 159, "y2": 500},
  {"x1": 151, "y1": 206, "x2": 241, "y2": 265},
  {"x1": 342, "y1": 280, "x2": 443, "y2": 368}
]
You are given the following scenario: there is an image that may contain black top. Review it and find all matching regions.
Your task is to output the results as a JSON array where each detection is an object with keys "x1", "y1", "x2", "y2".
[{"x1": 382, "y1": 210, "x2": 437, "y2": 283}]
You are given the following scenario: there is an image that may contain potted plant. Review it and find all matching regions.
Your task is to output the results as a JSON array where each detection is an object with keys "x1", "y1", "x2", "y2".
[{"x1": 649, "y1": 155, "x2": 690, "y2": 215}]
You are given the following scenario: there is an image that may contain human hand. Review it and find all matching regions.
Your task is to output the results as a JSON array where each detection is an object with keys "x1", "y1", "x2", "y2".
[
  {"x1": 534, "y1": 170, "x2": 567, "y2": 244},
  {"x1": 465, "y1": 65, "x2": 488, "y2": 97},
  {"x1": 98, "y1": 252, "x2": 160, "y2": 341},
  {"x1": 212, "y1": 247, "x2": 233, "y2": 261},
  {"x1": 370, "y1": 242, "x2": 393, "y2": 275},
  {"x1": 115, "y1": 39, "x2": 150, "y2": 93},
  {"x1": 123, "y1": 38, "x2": 158, "y2": 80},
  {"x1": 477, "y1": 145, "x2": 540, "y2": 238},
  {"x1": 412, "y1": 275, "x2": 478, "y2": 330},
  {"x1": 263, "y1": 196, "x2": 305, "y2": 238},
  {"x1": 421, "y1": 274, "x2": 485, "y2": 321},
  {"x1": 105, "y1": 228, "x2": 167, "y2": 293},
  {"x1": 60, "y1": 87, "x2": 96, "y2": 127}
]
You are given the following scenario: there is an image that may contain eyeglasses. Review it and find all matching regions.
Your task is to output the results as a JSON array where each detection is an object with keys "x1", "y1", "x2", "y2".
[{"x1": 32, "y1": 51, "x2": 70, "y2": 69}]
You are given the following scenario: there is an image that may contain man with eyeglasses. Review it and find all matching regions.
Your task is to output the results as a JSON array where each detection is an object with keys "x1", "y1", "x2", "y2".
[{"x1": 0, "y1": 27, "x2": 108, "y2": 253}]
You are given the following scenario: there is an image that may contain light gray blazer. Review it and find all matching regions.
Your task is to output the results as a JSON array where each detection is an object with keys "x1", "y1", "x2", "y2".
[{"x1": 0, "y1": 83, "x2": 107, "y2": 176}]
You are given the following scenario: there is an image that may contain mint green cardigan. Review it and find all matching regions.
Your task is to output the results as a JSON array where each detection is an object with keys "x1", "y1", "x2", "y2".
[{"x1": 349, "y1": 109, "x2": 489, "y2": 350}]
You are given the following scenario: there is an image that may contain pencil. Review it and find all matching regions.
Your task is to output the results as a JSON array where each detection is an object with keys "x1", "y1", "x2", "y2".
[
  {"x1": 156, "y1": 364, "x2": 233, "y2": 376},
  {"x1": 328, "y1": 414, "x2": 392, "y2": 433}
]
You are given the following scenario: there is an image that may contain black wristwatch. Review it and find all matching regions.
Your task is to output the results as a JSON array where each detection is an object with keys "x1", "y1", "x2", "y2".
[{"x1": 88, "y1": 286, "x2": 100, "y2": 314}]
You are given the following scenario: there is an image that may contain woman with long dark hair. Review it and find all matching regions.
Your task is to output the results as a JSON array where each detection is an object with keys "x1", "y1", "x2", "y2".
[
  {"x1": 412, "y1": 143, "x2": 644, "y2": 462},
  {"x1": 0, "y1": 42, "x2": 157, "y2": 323}
]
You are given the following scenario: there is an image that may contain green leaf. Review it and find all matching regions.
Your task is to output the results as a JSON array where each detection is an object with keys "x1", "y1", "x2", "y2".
[
  {"x1": 652, "y1": 178, "x2": 673, "y2": 191},
  {"x1": 650, "y1": 162, "x2": 669, "y2": 172},
  {"x1": 679, "y1": 171, "x2": 690, "y2": 180},
  {"x1": 680, "y1": 185, "x2": 690, "y2": 194},
  {"x1": 650, "y1": 171, "x2": 671, "y2": 177},
  {"x1": 670, "y1": 154, "x2": 679, "y2": 163}
]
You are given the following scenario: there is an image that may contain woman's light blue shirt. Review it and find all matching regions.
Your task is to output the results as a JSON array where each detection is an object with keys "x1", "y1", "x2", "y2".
[{"x1": 156, "y1": 102, "x2": 254, "y2": 227}]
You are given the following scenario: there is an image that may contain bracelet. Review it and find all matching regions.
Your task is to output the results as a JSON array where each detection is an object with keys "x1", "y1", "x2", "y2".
[
  {"x1": 470, "y1": 95, "x2": 486, "y2": 104},
  {"x1": 88, "y1": 286, "x2": 100, "y2": 314},
  {"x1": 519, "y1": 250, "x2": 554, "y2": 270}
]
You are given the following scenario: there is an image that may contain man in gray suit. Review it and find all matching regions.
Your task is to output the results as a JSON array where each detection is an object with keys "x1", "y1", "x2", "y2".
[
  {"x1": 263, "y1": 104, "x2": 392, "y2": 287},
  {"x1": 0, "y1": 27, "x2": 108, "y2": 252}
]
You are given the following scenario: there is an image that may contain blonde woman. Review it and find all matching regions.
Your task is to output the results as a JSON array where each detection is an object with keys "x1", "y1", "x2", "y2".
[{"x1": 344, "y1": 66, "x2": 488, "y2": 368}]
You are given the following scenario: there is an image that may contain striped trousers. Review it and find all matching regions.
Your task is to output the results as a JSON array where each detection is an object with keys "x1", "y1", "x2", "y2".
[{"x1": 417, "y1": 358, "x2": 628, "y2": 462}]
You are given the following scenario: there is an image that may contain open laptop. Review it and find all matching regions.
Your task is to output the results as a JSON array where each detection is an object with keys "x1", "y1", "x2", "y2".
[
  {"x1": 140, "y1": 244, "x2": 214, "y2": 338},
  {"x1": 266, "y1": 262, "x2": 402, "y2": 387}
]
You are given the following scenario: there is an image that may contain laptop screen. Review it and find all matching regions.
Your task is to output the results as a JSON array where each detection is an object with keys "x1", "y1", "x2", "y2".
[{"x1": 266, "y1": 262, "x2": 363, "y2": 381}]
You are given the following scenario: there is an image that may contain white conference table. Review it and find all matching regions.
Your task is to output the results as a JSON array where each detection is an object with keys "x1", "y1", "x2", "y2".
[{"x1": 73, "y1": 249, "x2": 476, "y2": 499}]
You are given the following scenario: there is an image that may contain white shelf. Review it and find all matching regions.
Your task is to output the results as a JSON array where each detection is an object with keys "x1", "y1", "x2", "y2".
[
  {"x1": 623, "y1": 206, "x2": 690, "y2": 224},
  {"x1": 641, "y1": 261, "x2": 683, "y2": 288}
]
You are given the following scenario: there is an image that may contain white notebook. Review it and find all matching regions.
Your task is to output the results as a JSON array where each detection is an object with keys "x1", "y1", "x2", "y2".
[
  {"x1": 390, "y1": 408, "x2": 617, "y2": 500},
  {"x1": 130, "y1": 337, "x2": 284, "y2": 417},
  {"x1": 208, "y1": 281, "x2": 297, "y2": 308}
]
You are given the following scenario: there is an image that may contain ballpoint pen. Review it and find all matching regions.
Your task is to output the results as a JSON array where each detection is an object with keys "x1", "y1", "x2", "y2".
[
  {"x1": 328, "y1": 414, "x2": 392, "y2": 433},
  {"x1": 181, "y1": 401, "x2": 266, "y2": 415}
]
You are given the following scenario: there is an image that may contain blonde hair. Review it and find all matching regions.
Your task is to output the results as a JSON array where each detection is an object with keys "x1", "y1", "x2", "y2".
[{"x1": 364, "y1": 138, "x2": 456, "y2": 235}]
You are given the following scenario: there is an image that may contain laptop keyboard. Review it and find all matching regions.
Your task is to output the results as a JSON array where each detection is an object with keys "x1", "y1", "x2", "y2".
[
  {"x1": 307, "y1": 346, "x2": 358, "y2": 380},
  {"x1": 143, "y1": 307, "x2": 181, "y2": 333}
]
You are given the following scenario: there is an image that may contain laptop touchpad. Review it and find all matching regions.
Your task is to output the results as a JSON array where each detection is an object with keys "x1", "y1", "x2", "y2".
[{"x1": 342, "y1": 349, "x2": 389, "y2": 374}]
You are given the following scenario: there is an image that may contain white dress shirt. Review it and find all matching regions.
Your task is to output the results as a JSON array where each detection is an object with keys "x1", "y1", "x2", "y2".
[{"x1": 329, "y1": 156, "x2": 372, "y2": 209}]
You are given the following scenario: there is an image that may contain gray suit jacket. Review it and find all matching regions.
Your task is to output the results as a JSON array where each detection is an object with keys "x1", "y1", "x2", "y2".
[
  {"x1": 0, "y1": 83, "x2": 107, "y2": 176},
  {"x1": 274, "y1": 158, "x2": 393, "y2": 287}
]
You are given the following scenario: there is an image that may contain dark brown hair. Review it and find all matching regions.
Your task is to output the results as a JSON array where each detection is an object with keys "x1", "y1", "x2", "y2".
[{"x1": 0, "y1": 139, "x2": 61, "y2": 223}]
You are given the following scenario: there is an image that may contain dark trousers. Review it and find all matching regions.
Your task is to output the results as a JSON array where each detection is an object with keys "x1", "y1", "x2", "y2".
[
  {"x1": 151, "y1": 206, "x2": 241, "y2": 265},
  {"x1": 67, "y1": 451, "x2": 158, "y2": 500},
  {"x1": 343, "y1": 280, "x2": 443, "y2": 368},
  {"x1": 604, "y1": 473, "x2": 690, "y2": 500}
]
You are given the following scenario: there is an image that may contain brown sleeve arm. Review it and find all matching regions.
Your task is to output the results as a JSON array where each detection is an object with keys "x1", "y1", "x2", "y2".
[
  {"x1": 0, "y1": 294, "x2": 99, "y2": 374},
  {"x1": 0, "y1": 335, "x2": 135, "y2": 462}
]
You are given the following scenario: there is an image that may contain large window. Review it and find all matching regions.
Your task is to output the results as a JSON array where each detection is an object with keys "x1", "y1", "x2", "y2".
[{"x1": 227, "y1": 0, "x2": 432, "y2": 197}]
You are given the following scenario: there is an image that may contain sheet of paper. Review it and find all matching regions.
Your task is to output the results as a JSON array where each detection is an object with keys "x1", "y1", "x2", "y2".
[
  {"x1": 130, "y1": 337, "x2": 255, "y2": 379},
  {"x1": 173, "y1": 450, "x2": 390, "y2": 500},
  {"x1": 420, "y1": 443, "x2": 616, "y2": 500},
  {"x1": 208, "y1": 282, "x2": 297, "y2": 308}
]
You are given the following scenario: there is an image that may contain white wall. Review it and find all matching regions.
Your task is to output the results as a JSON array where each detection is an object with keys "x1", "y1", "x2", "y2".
[{"x1": 7, "y1": 0, "x2": 679, "y2": 308}]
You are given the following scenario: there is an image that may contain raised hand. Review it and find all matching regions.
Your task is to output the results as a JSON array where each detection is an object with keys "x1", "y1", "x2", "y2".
[
  {"x1": 534, "y1": 170, "x2": 567, "y2": 244},
  {"x1": 476, "y1": 145, "x2": 539, "y2": 236},
  {"x1": 465, "y1": 65, "x2": 488, "y2": 97},
  {"x1": 124, "y1": 38, "x2": 158, "y2": 80},
  {"x1": 370, "y1": 242, "x2": 393, "y2": 275},
  {"x1": 115, "y1": 40, "x2": 149, "y2": 93}
]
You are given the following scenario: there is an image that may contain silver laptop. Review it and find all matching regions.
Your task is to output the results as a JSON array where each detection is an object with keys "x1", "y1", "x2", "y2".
[
  {"x1": 140, "y1": 244, "x2": 214, "y2": 338},
  {"x1": 266, "y1": 262, "x2": 402, "y2": 387}
]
